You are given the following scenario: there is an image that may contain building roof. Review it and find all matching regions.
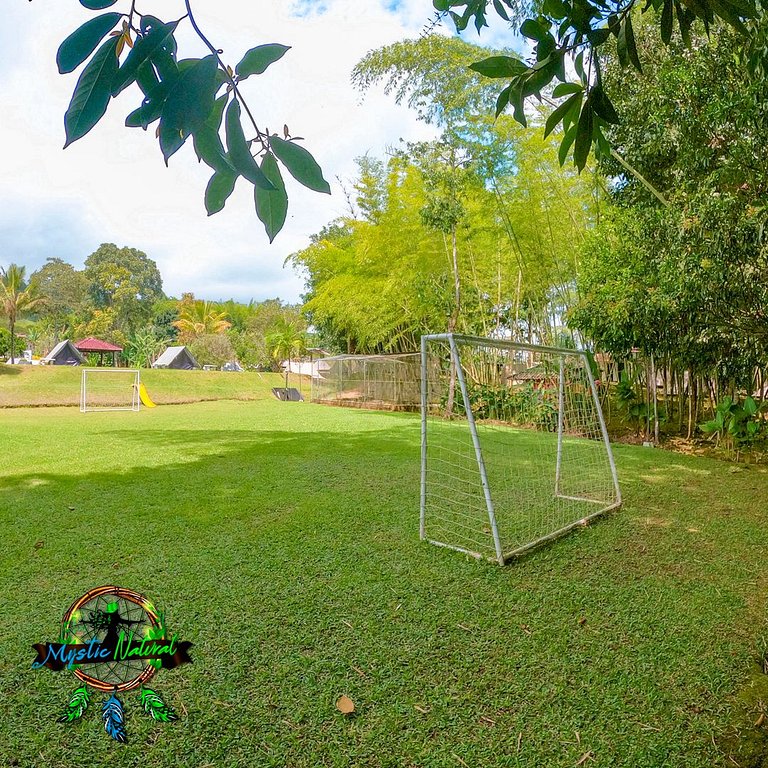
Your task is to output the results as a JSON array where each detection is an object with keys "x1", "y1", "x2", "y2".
[{"x1": 76, "y1": 337, "x2": 123, "y2": 352}]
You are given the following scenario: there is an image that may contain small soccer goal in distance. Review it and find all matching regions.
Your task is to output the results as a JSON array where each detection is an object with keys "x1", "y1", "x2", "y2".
[
  {"x1": 420, "y1": 334, "x2": 621, "y2": 565},
  {"x1": 80, "y1": 368, "x2": 141, "y2": 413}
]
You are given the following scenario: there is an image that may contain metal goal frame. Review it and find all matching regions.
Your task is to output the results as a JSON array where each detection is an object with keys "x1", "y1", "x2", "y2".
[
  {"x1": 80, "y1": 368, "x2": 141, "y2": 413},
  {"x1": 420, "y1": 333, "x2": 621, "y2": 565}
]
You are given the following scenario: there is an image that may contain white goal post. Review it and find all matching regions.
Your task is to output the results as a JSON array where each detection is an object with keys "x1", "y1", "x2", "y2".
[
  {"x1": 420, "y1": 334, "x2": 621, "y2": 565},
  {"x1": 80, "y1": 368, "x2": 141, "y2": 413}
]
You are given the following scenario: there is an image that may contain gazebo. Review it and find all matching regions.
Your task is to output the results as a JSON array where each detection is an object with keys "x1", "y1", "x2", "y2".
[{"x1": 76, "y1": 337, "x2": 123, "y2": 367}]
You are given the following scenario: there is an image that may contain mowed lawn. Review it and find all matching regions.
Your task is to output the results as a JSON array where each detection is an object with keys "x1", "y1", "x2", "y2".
[{"x1": 2, "y1": 396, "x2": 768, "y2": 767}]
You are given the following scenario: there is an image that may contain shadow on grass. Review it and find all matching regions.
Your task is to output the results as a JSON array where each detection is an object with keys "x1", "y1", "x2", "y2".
[
  {"x1": 1, "y1": 416, "x2": 767, "y2": 767},
  {"x1": 0, "y1": 364, "x2": 22, "y2": 376}
]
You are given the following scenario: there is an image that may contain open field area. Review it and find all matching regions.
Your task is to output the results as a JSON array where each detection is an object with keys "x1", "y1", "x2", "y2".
[
  {"x1": 2, "y1": 387, "x2": 768, "y2": 767},
  {"x1": 0, "y1": 365, "x2": 293, "y2": 407}
]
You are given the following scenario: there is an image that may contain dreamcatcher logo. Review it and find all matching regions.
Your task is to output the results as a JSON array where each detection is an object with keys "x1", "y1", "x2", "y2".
[{"x1": 31, "y1": 585, "x2": 193, "y2": 743}]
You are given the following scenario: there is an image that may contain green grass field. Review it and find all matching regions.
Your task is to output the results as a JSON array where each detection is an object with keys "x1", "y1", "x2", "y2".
[
  {"x1": 2, "y1": 375, "x2": 768, "y2": 767},
  {"x1": 0, "y1": 365, "x2": 291, "y2": 407}
]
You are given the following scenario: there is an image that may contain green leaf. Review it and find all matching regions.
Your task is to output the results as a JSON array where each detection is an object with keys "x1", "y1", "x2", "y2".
[
  {"x1": 469, "y1": 55, "x2": 526, "y2": 78},
  {"x1": 254, "y1": 153, "x2": 288, "y2": 242},
  {"x1": 270, "y1": 135, "x2": 330, "y2": 194},
  {"x1": 135, "y1": 61, "x2": 160, "y2": 96},
  {"x1": 225, "y1": 100, "x2": 275, "y2": 190},
  {"x1": 161, "y1": 56, "x2": 220, "y2": 132},
  {"x1": 573, "y1": 99, "x2": 594, "y2": 171},
  {"x1": 235, "y1": 44, "x2": 291, "y2": 80},
  {"x1": 79, "y1": 0, "x2": 118, "y2": 8},
  {"x1": 193, "y1": 125, "x2": 234, "y2": 174},
  {"x1": 661, "y1": 0, "x2": 674, "y2": 43},
  {"x1": 495, "y1": 84, "x2": 512, "y2": 117},
  {"x1": 552, "y1": 82, "x2": 583, "y2": 98},
  {"x1": 590, "y1": 85, "x2": 619, "y2": 123},
  {"x1": 492, "y1": 0, "x2": 510, "y2": 21},
  {"x1": 744, "y1": 396, "x2": 758, "y2": 416},
  {"x1": 111, "y1": 20, "x2": 179, "y2": 97},
  {"x1": 64, "y1": 36, "x2": 119, "y2": 148},
  {"x1": 558, "y1": 123, "x2": 577, "y2": 166},
  {"x1": 624, "y1": 14, "x2": 643, "y2": 72},
  {"x1": 57, "y1": 13, "x2": 121, "y2": 74},
  {"x1": 206, "y1": 94, "x2": 229, "y2": 132},
  {"x1": 543, "y1": 0, "x2": 570, "y2": 19},
  {"x1": 158, "y1": 120, "x2": 188, "y2": 164},
  {"x1": 544, "y1": 92, "x2": 582, "y2": 139},
  {"x1": 125, "y1": 80, "x2": 172, "y2": 130},
  {"x1": 587, "y1": 27, "x2": 610, "y2": 45},
  {"x1": 520, "y1": 18, "x2": 549, "y2": 41},
  {"x1": 205, "y1": 168, "x2": 238, "y2": 215}
]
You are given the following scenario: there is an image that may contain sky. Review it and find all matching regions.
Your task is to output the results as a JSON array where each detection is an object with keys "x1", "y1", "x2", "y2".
[{"x1": 0, "y1": 0, "x2": 512, "y2": 304}]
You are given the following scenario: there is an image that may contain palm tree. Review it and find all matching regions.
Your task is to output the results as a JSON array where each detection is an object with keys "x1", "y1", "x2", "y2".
[
  {"x1": 0, "y1": 264, "x2": 44, "y2": 363},
  {"x1": 172, "y1": 299, "x2": 231, "y2": 340},
  {"x1": 265, "y1": 317, "x2": 307, "y2": 390}
]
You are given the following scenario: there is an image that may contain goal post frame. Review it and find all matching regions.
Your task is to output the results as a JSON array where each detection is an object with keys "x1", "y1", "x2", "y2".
[
  {"x1": 420, "y1": 333, "x2": 622, "y2": 564},
  {"x1": 80, "y1": 368, "x2": 141, "y2": 413}
]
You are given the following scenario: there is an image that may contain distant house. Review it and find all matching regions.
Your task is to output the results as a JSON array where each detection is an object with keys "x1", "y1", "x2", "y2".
[
  {"x1": 152, "y1": 346, "x2": 200, "y2": 370},
  {"x1": 41, "y1": 340, "x2": 85, "y2": 366}
]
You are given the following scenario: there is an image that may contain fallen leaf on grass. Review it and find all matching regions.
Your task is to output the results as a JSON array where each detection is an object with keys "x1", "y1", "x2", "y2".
[
  {"x1": 336, "y1": 695, "x2": 355, "y2": 715},
  {"x1": 755, "y1": 712, "x2": 766, "y2": 727},
  {"x1": 414, "y1": 704, "x2": 431, "y2": 714},
  {"x1": 520, "y1": 624, "x2": 532, "y2": 635},
  {"x1": 351, "y1": 665, "x2": 366, "y2": 678},
  {"x1": 33, "y1": 541, "x2": 44, "y2": 549},
  {"x1": 575, "y1": 751, "x2": 594, "y2": 766},
  {"x1": 578, "y1": 617, "x2": 587, "y2": 626}
]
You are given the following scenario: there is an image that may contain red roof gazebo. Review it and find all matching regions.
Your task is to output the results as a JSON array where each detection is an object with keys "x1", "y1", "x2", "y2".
[{"x1": 76, "y1": 337, "x2": 123, "y2": 367}]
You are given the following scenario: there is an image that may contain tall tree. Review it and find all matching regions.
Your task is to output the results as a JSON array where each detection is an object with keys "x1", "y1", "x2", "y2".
[
  {"x1": 84, "y1": 243, "x2": 164, "y2": 334},
  {"x1": 29, "y1": 258, "x2": 89, "y2": 344},
  {"x1": 265, "y1": 317, "x2": 307, "y2": 390},
  {"x1": 0, "y1": 264, "x2": 44, "y2": 363}
]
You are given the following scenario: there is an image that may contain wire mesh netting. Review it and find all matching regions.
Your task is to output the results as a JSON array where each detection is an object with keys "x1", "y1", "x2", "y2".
[
  {"x1": 80, "y1": 369, "x2": 140, "y2": 412},
  {"x1": 311, "y1": 354, "x2": 421, "y2": 410},
  {"x1": 421, "y1": 335, "x2": 621, "y2": 563}
]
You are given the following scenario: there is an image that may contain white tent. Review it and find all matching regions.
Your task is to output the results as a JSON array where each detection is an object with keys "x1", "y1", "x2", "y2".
[
  {"x1": 152, "y1": 346, "x2": 199, "y2": 370},
  {"x1": 41, "y1": 340, "x2": 85, "y2": 366}
]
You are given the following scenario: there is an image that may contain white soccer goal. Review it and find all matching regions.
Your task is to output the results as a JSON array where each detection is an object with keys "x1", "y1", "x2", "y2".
[
  {"x1": 420, "y1": 334, "x2": 621, "y2": 565},
  {"x1": 80, "y1": 368, "x2": 141, "y2": 413}
]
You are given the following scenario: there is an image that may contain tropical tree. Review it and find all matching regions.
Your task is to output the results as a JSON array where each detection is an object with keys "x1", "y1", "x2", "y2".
[
  {"x1": 172, "y1": 295, "x2": 231, "y2": 341},
  {"x1": 265, "y1": 318, "x2": 307, "y2": 390},
  {"x1": 0, "y1": 264, "x2": 44, "y2": 363}
]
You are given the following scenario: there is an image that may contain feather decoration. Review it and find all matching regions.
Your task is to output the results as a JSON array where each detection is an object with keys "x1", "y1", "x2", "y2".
[
  {"x1": 138, "y1": 686, "x2": 177, "y2": 722},
  {"x1": 58, "y1": 685, "x2": 90, "y2": 723},
  {"x1": 102, "y1": 693, "x2": 127, "y2": 743}
]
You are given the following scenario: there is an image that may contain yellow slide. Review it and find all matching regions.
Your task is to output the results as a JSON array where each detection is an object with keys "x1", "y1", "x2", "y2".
[{"x1": 138, "y1": 382, "x2": 157, "y2": 408}]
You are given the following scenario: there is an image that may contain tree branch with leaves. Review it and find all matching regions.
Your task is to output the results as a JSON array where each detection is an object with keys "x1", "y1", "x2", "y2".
[{"x1": 51, "y1": 0, "x2": 331, "y2": 242}]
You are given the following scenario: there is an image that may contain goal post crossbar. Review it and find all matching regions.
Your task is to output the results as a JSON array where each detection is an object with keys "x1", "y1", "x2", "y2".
[{"x1": 420, "y1": 333, "x2": 622, "y2": 564}]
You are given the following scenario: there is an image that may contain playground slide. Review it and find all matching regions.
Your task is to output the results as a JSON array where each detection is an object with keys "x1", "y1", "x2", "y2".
[{"x1": 138, "y1": 383, "x2": 157, "y2": 408}]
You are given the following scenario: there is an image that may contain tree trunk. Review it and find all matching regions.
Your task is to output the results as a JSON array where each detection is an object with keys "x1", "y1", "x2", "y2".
[{"x1": 9, "y1": 319, "x2": 15, "y2": 363}]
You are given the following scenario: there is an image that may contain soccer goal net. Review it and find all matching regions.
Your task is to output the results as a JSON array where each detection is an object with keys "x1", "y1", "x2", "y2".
[
  {"x1": 80, "y1": 368, "x2": 141, "y2": 412},
  {"x1": 420, "y1": 334, "x2": 621, "y2": 564}
]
